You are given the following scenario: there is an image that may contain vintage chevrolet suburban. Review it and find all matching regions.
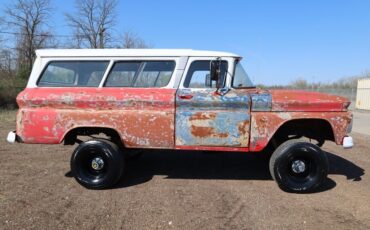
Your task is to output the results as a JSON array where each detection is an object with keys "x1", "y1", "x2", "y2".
[{"x1": 7, "y1": 49, "x2": 353, "y2": 192}]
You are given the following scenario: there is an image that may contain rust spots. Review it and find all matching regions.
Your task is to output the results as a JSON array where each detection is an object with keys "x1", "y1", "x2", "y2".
[
  {"x1": 177, "y1": 109, "x2": 250, "y2": 147},
  {"x1": 249, "y1": 111, "x2": 353, "y2": 151},
  {"x1": 16, "y1": 88, "x2": 176, "y2": 148},
  {"x1": 269, "y1": 89, "x2": 349, "y2": 112},
  {"x1": 237, "y1": 120, "x2": 249, "y2": 136},
  {"x1": 189, "y1": 112, "x2": 228, "y2": 138},
  {"x1": 190, "y1": 126, "x2": 228, "y2": 138},
  {"x1": 15, "y1": 86, "x2": 353, "y2": 152},
  {"x1": 189, "y1": 112, "x2": 216, "y2": 121}
]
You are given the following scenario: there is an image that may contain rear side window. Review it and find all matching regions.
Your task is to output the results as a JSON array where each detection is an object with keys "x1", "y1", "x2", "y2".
[
  {"x1": 105, "y1": 62, "x2": 141, "y2": 87},
  {"x1": 38, "y1": 61, "x2": 109, "y2": 87},
  {"x1": 105, "y1": 61, "x2": 175, "y2": 87}
]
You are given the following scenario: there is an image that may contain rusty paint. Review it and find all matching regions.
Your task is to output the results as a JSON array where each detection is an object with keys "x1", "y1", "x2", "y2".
[
  {"x1": 247, "y1": 88, "x2": 352, "y2": 151},
  {"x1": 15, "y1": 86, "x2": 353, "y2": 153},
  {"x1": 175, "y1": 88, "x2": 250, "y2": 147},
  {"x1": 251, "y1": 93, "x2": 272, "y2": 111},
  {"x1": 190, "y1": 125, "x2": 229, "y2": 138},
  {"x1": 189, "y1": 112, "x2": 217, "y2": 121},
  {"x1": 269, "y1": 89, "x2": 348, "y2": 112},
  {"x1": 176, "y1": 145, "x2": 249, "y2": 152},
  {"x1": 249, "y1": 111, "x2": 353, "y2": 152},
  {"x1": 16, "y1": 88, "x2": 176, "y2": 148}
]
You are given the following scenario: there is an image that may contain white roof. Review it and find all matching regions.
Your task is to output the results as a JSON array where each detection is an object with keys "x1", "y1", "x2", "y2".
[{"x1": 36, "y1": 49, "x2": 240, "y2": 58}]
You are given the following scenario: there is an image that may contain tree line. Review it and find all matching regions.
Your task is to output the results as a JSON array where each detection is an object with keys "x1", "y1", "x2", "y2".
[
  {"x1": 0, "y1": 0, "x2": 148, "y2": 78},
  {"x1": 0, "y1": 0, "x2": 148, "y2": 108},
  {"x1": 257, "y1": 75, "x2": 366, "y2": 90}
]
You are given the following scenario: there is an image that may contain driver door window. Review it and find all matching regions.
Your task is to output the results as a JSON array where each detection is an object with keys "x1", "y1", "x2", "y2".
[{"x1": 183, "y1": 61, "x2": 228, "y2": 88}]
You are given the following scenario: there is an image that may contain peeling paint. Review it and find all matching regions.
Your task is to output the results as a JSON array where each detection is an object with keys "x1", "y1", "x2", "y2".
[
  {"x1": 249, "y1": 111, "x2": 353, "y2": 151},
  {"x1": 15, "y1": 86, "x2": 352, "y2": 152},
  {"x1": 251, "y1": 93, "x2": 272, "y2": 111},
  {"x1": 16, "y1": 88, "x2": 176, "y2": 148},
  {"x1": 175, "y1": 88, "x2": 250, "y2": 147},
  {"x1": 269, "y1": 89, "x2": 348, "y2": 112}
]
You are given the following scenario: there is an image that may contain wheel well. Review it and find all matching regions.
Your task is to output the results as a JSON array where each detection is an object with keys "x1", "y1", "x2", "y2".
[
  {"x1": 267, "y1": 119, "x2": 335, "y2": 150},
  {"x1": 63, "y1": 127, "x2": 123, "y2": 146}
]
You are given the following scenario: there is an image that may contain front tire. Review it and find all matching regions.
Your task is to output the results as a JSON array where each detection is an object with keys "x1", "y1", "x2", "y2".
[
  {"x1": 71, "y1": 139, "x2": 124, "y2": 189},
  {"x1": 269, "y1": 139, "x2": 328, "y2": 193}
]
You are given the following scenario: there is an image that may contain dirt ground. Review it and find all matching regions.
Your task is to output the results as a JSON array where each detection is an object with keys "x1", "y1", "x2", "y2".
[
  {"x1": 0, "y1": 110, "x2": 369, "y2": 230},
  {"x1": 353, "y1": 110, "x2": 370, "y2": 136}
]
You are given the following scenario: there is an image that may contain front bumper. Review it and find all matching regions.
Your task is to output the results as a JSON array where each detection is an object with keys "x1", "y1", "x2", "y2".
[
  {"x1": 343, "y1": 136, "x2": 354, "y2": 149},
  {"x1": 6, "y1": 131, "x2": 17, "y2": 144}
]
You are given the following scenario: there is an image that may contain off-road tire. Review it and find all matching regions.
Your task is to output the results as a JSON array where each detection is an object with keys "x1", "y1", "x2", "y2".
[
  {"x1": 269, "y1": 139, "x2": 328, "y2": 193},
  {"x1": 71, "y1": 139, "x2": 124, "y2": 189}
]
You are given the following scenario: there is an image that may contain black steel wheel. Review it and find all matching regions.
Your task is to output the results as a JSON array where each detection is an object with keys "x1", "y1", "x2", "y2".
[
  {"x1": 269, "y1": 139, "x2": 328, "y2": 193},
  {"x1": 71, "y1": 139, "x2": 124, "y2": 189}
]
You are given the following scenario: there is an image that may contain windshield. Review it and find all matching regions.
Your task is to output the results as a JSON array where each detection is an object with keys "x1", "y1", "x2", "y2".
[{"x1": 232, "y1": 62, "x2": 254, "y2": 88}]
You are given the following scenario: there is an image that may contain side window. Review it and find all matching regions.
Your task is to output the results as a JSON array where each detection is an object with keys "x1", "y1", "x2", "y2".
[
  {"x1": 184, "y1": 61, "x2": 228, "y2": 88},
  {"x1": 105, "y1": 62, "x2": 141, "y2": 87},
  {"x1": 105, "y1": 61, "x2": 175, "y2": 87},
  {"x1": 134, "y1": 61, "x2": 175, "y2": 87},
  {"x1": 38, "y1": 61, "x2": 109, "y2": 87}
]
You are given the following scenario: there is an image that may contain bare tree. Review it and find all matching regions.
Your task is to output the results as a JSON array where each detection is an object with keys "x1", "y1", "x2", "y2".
[
  {"x1": 66, "y1": 0, "x2": 117, "y2": 48},
  {"x1": 121, "y1": 31, "x2": 149, "y2": 48},
  {"x1": 0, "y1": 18, "x2": 11, "y2": 74},
  {"x1": 4, "y1": 0, "x2": 54, "y2": 74},
  {"x1": 0, "y1": 49, "x2": 15, "y2": 75}
]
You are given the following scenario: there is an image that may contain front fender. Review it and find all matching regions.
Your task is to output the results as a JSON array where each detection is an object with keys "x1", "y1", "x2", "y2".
[{"x1": 249, "y1": 111, "x2": 352, "y2": 152}]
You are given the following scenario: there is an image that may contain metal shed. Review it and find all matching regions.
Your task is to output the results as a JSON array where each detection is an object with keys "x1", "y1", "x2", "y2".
[{"x1": 356, "y1": 78, "x2": 370, "y2": 110}]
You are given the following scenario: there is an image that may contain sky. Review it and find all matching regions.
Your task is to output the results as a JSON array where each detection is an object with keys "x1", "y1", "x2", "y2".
[{"x1": 2, "y1": 0, "x2": 370, "y2": 85}]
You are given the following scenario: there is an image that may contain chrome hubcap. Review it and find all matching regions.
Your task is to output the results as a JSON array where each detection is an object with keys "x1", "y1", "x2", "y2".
[
  {"x1": 91, "y1": 157, "x2": 104, "y2": 170},
  {"x1": 291, "y1": 160, "x2": 306, "y2": 174}
]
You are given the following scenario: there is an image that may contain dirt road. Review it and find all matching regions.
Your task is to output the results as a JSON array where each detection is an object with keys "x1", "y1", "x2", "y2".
[{"x1": 0, "y1": 111, "x2": 369, "y2": 229}]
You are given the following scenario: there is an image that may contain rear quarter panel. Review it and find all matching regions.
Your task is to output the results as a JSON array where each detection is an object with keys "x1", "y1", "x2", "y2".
[{"x1": 16, "y1": 88, "x2": 176, "y2": 148}]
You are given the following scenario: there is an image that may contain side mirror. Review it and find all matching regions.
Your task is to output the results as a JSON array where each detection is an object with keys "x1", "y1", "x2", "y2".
[
  {"x1": 210, "y1": 60, "x2": 220, "y2": 81},
  {"x1": 210, "y1": 59, "x2": 226, "y2": 89},
  {"x1": 205, "y1": 74, "x2": 212, "y2": 87}
]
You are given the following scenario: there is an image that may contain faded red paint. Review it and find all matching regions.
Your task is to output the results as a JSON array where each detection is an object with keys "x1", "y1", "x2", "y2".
[
  {"x1": 269, "y1": 89, "x2": 348, "y2": 112},
  {"x1": 16, "y1": 87, "x2": 352, "y2": 152},
  {"x1": 17, "y1": 88, "x2": 176, "y2": 148},
  {"x1": 249, "y1": 111, "x2": 352, "y2": 152},
  {"x1": 176, "y1": 145, "x2": 249, "y2": 152}
]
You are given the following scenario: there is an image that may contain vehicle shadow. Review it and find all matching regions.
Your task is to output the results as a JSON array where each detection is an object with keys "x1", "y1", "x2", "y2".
[
  {"x1": 116, "y1": 150, "x2": 272, "y2": 188},
  {"x1": 65, "y1": 149, "x2": 364, "y2": 193},
  {"x1": 114, "y1": 150, "x2": 364, "y2": 192},
  {"x1": 325, "y1": 151, "x2": 364, "y2": 181}
]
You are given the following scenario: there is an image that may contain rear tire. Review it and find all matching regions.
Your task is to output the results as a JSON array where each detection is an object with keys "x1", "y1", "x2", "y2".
[
  {"x1": 71, "y1": 139, "x2": 124, "y2": 189},
  {"x1": 269, "y1": 139, "x2": 328, "y2": 193}
]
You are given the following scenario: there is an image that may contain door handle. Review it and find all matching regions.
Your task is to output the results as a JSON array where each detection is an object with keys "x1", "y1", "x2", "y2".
[{"x1": 179, "y1": 94, "x2": 193, "y2": 100}]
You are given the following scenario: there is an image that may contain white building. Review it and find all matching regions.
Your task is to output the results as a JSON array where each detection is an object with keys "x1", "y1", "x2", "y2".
[{"x1": 356, "y1": 78, "x2": 370, "y2": 110}]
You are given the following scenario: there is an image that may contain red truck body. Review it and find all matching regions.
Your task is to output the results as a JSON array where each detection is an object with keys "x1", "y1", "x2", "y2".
[
  {"x1": 15, "y1": 87, "x2": 352, "y2": 152},
  {"x1": 7, "y1": 49, "x2": 354, "y2": 192}
]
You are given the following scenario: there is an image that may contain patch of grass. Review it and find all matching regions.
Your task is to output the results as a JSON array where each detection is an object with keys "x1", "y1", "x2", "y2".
[{"x1": 0, "y1": 110, "x2": 17, "y2": 123}]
